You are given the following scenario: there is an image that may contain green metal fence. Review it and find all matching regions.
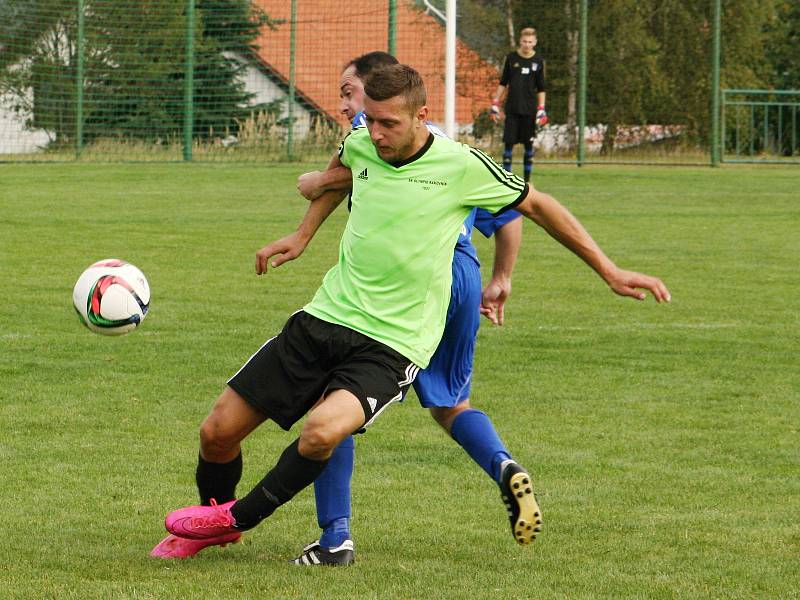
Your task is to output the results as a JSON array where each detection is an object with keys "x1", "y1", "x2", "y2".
[
  {"x1": 0, "y1": 0, "x2": 765, "y2": 167},
  {"x1": 721, "y1": 89, "x2": 800, "y2": 164}
]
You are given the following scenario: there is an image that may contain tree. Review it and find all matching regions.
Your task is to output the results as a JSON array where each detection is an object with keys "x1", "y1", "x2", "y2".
[
  {"x1": 0, "y1": 0, "x2": 272, "y2": 146},
  {"x1": 764, "y1": 0, "x2": 800, "y2": 90}
]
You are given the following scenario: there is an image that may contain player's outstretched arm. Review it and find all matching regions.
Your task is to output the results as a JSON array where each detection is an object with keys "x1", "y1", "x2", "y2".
[
  {"x1": 480, "y1": 217, "x2": 522, "y2": 326},
  {"x1": 255, "y1": 188, "x2": 347, "y2": 274},
  {"x1": 297, "y1": 154, "x2": 354, "y2": 201},
  {"x1": 515, "y1": 186, "x2": 671, "y2": 303}
]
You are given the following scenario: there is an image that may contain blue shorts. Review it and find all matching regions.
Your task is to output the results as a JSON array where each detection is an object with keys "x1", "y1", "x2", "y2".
[{"x1": 413, "y1": 253, "x2": 481, "y2": 408}]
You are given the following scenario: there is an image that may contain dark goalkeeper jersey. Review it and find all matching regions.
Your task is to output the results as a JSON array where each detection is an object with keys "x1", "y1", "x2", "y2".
[{"x1": 500, "y1": 51, "x2": 546, "y2": 116}]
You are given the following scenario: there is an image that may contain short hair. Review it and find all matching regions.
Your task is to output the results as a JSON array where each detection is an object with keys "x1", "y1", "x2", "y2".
[
  {"x1": 520, "y1": 27, "x2": 537, "y2": 37},
  {"x1": 345, "y1": 51, "x2": 399, "y2": 80},
  {"x1": 364, "y1": 64, "x2": 427, "y2": 112}
]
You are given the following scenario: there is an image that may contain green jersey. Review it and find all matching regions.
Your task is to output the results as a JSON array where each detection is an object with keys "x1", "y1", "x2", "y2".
[{"x1": 304, "y1": 127, "x2": 527, "y2": 367}]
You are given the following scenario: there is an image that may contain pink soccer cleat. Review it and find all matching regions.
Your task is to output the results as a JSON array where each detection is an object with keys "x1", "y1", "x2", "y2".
[
  {"x1": 165, "y1": 498, "x2": 238, "y2": 540},
  {"x1": 149, "y1": 532, "x2": 241, "y2": 559}
]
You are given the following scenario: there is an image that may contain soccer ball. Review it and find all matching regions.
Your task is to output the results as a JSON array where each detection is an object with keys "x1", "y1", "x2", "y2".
[{"x1": 73, "y1": 259, "x2": 151, "y2": 335}]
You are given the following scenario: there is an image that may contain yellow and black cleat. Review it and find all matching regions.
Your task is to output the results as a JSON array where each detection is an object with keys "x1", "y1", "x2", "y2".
[{"x1": 499, "y1": 461, "x2": 542, "y2": 545}]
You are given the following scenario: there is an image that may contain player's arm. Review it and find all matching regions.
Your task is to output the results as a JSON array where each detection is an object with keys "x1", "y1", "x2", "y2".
[
  {"x1": 257, "y1": 153, "x2": 350, "y2": 274},
  {"x1": 535, "y1": 61, "x2": 547, "y2": 125},
  {"x1": 480, "y1": 216, "x2": 522, "y2": 326},
  {"x1": 297, "y1": 154, "x2": 354, "y2": 200},
  {"x1": 255, "y1": 188, "x2": 347, "y2": 274},
  {"x1": 514, "y1": 186, "x2": 671, "y2": 302},
  {"x1": 493, "y1": 84, "x2": 507, "y2": 105},
  {"x1": 491, "y1": 84, "x2": 507, "y2": 119}
]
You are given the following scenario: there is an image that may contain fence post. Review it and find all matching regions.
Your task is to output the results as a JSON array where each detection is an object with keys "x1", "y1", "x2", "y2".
[
  {"x1": 710, "y1": 0, "x2": 721, "y2": 167},
  {"x1": 76, "y1": 0, "x2": 85, "y2": 158},
  {"x1": 287, "y1": 0, "x2": 297, "y2": 160},
  {"x1": 184, "y1": 0, "x2": 195, "y2": 162},
  {"x1": 577, "y1": 0, "x2": 587, "y2": 166},
  {"x1": 388, "y1": 0, "x2": 397, "y2": 55}
]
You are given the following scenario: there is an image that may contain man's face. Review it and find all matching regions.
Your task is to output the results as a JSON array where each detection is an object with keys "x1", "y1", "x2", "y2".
[
  {"x1": 339, "y1": 65, "x2": 365, "y2": 121},
  {"x1": 363, "y1": 94, "x2": 426, "y2": 163},
  {"x1": 519, "y1": 34, "x2": 537, "y2": 56}
]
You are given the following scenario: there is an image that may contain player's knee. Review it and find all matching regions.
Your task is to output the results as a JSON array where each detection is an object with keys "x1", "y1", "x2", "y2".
[
  {"x1": 298, "y1": 420, "x2": 342, "y2": 460},
  {"x1": 199, "y1": 415, "x2": 238, "y2": 458},
  {"x1": 430, "y1": 401, "x2": 471, "y2": 432}
]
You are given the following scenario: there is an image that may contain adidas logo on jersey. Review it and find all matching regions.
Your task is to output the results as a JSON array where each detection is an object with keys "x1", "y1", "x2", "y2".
[{"x1": 357, "y1": 168, "x2": 368, "y2": 180}]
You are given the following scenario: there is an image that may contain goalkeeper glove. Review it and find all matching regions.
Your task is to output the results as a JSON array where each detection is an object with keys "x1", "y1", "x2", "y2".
[
  {"x1": 535, "y1": 105, "x2": 548, "y2": 126},
  {"x1": 489, "y1": 100, "x2": 501, "y2": 122}
]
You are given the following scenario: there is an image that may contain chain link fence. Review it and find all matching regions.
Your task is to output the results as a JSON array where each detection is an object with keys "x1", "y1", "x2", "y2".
[{"x1": 1, "y1": 0, "x2": 797, "y2": 165}]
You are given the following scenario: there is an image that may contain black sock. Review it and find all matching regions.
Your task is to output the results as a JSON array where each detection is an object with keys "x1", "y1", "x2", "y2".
[
  {"x1": 196, "y1": 452, "x2": 242, "y2": 505},
  {"x1": 231, "y1": 439, "x2": 329, "y2": 530}
]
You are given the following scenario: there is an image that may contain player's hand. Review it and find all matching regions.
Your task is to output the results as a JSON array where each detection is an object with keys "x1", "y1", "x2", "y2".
[
  {"x1": 297, "y1": 171, "x2": 326, "y2": 201},
  {"x1": 489, "y1": 100, "x2": 501, "y2": 122},
  {"x1": 255, "y1": 232, "x2": 309, "y2": 274},
  {"x1": 535, "y1": 106, "x2": 548, "y2": 126},
  {"x1": 480, "y1": 277, "x2": 511, "y2": 325},
  {"x1": 606, "y1": 267, "x2": 671, "y2": 303}
]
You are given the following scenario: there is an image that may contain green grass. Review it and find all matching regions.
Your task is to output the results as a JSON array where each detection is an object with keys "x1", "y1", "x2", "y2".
[{"x1": 1, "y1": 163, "x2": 798, "y2": 599}]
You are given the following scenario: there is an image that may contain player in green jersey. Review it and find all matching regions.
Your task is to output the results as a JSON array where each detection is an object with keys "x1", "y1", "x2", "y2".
[{"x1": 154, "y1": 64, "x2": 669, "y2": 561}]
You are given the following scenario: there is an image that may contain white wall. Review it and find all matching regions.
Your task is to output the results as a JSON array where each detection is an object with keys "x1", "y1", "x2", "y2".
[
  {"x1": 0, "y1": 95, "x2": 52, "y2": 155},
  {"x1": 229, "y1": 53, "x2": 314, "y2": 139}
]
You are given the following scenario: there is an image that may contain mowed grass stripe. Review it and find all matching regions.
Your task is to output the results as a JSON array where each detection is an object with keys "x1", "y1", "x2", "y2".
[{"x1": 0, "y1": 163, "x2": 797, "y2": 600}]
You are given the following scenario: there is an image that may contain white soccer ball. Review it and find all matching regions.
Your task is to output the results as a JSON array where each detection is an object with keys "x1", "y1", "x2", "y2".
[{"x1": 72, "y1": 259, "x2": 151, "y2": 335}]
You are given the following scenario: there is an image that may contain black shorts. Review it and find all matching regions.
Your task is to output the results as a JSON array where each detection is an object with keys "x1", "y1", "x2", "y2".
[
  {"x1": 227, "y1": 311, "x2": 419, "y2": 431},
  {"x1": 503, "y1": 113, "x2": 537, "y2": 145}
]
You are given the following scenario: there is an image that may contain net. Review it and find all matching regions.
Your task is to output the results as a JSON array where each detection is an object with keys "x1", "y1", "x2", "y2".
[{"x1": 1, "y1": 0, "x2": 793, "y2": 165}]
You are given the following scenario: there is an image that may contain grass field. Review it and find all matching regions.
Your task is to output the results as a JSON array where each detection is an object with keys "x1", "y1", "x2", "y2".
[{"x1": 1, "y1": 163, "x2": 798, "y2": 600}]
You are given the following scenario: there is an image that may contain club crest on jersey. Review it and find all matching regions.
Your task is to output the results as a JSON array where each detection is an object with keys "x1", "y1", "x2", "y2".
[
  {"x1": 357, "y1": 168, "x2": 368, "y2": 180},
  {"x1": 407, "y1": 176, "x2": 447, "y2": 191}
]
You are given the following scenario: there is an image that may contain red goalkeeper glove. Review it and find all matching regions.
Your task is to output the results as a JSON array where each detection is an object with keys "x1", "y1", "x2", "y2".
[
  {"x1": 535, "y1": 105, "x2": 548, "y2": 126},
  {"x1": 489, "y1": 100, "x2": 501, "y2": 122}
]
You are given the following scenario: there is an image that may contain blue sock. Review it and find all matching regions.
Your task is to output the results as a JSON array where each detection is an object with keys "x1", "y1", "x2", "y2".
[
  {"x1": 315, "y1": 435, "x2": 354, "y2": 548},
  {"x1": 502, "y1": 148, "x2": 513, "y2": 172},
  {"x1": 450, "y1": 409, "x2": 512, "y2": 483},
  {"x1": 523, "y1": 147, "x2": 534, "y2": 182}
]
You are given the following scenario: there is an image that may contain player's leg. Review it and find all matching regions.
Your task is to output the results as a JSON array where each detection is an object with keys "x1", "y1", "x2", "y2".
[
  {"x1": 237, "y1": 324, "x2": 415, "y2": 544},
  {"x1": 166, "y1": 388, "x2": 360, "y2": 542},
  {"x1": 502, "y1": 114, "x2": 517, "y2": 173},
  {"x1": 197, "y1": 386, "x2": 265, "y2": 503},
  {"x1": 152, "y1": 386, "x2": 263, "y2": 558},
  {"x1": 503, "y1": 144, "x2": 514, "y2": 173},
  {"x1": 289, "y1": 392, "x2": 362, "y2": 566},
  {"x1": 419, "y1": 256, "x2": 513, "y2": 482},
  {"x1": 419, "y1": 256, "x2": 541, "y2": 544},
  {"x1": 523, "y1": 140, "x2": 534, "y2": 183},
  {"x1": 230, "y1": 389, "x2": 363, "y2": 532},
  {"x1": 292, "y1": 334, "x2": 416, "y2": 566},
  {"x1": 312, "y1": 435, "x2": 355, "y2": 552},
  {"x1": 431, "y1": 403, "x2": 511, "y2": 483},
  {"x1": 162, "y1": 312, "x2": 333, "y2": 541}
]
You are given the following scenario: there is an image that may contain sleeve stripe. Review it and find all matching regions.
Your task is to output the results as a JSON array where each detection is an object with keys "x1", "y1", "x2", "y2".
[
  {"x1": 494, "y1": 183, "x2": 529, "y2": 215},
  {"x1": 471, "y1": 147, "x2": 525, "y2": 188},
  {"x1": 469, "y1": 148, "x2": 526, "y2": 192}
]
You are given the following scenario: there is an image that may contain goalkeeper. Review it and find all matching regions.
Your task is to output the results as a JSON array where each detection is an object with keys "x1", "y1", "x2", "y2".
[{"x1": 490, "y1": 27, "x2": 547, "y2": 183}]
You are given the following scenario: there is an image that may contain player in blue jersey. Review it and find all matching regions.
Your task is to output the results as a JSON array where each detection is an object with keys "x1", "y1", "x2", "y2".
[{"x1": 288, "y1": 51, "x2": 530, "y2": 566}]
